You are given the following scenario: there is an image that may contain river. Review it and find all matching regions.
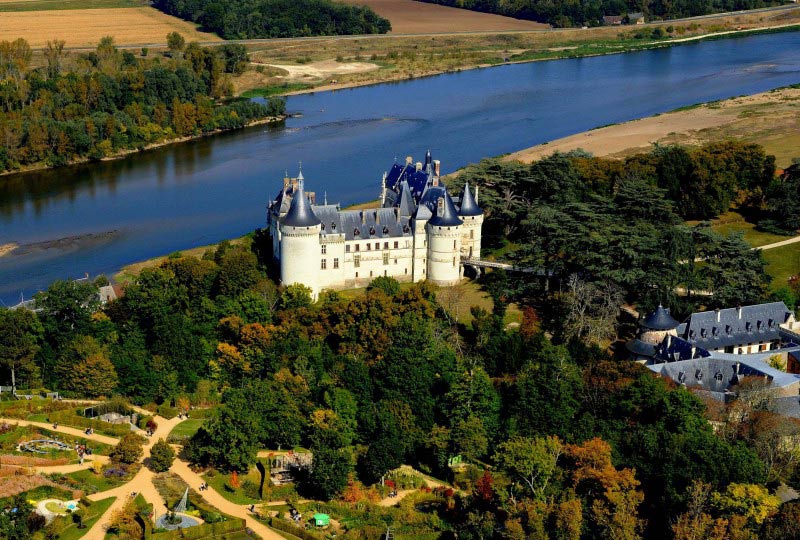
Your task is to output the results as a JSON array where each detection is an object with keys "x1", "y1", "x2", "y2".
[{"x1": 1, "y1": 31, "x2": 800, "y2": 304}]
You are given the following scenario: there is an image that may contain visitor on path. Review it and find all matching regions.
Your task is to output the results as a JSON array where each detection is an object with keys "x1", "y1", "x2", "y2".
[{"x1": 53, "y1": 422, "x2": 58, "y2": 430}]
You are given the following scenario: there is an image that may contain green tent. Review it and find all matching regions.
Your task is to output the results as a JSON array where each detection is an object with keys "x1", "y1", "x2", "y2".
[{"x1": 312, "y1": 513, "x2": 330, "y2": 527}]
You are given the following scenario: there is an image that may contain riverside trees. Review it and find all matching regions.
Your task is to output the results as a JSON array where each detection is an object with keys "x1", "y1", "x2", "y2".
[{"x1": 0, "y1": 36, "x2": 285, "y2": 173}]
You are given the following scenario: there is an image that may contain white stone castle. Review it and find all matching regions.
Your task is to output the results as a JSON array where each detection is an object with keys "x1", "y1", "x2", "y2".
[{"x1": 267, "y1": 151, "x2": 483, "y2": 298}]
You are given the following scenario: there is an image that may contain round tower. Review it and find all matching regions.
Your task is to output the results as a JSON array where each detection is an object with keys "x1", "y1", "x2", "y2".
[
  {"x1": 426, "y1": 190, "x2": 463, "y2": 286},
  {"x1": 626, "y1": 305, "x2": 680, "y2": 362},
  {"x1": 458, "y1": 181, "x2": 484, "y2": 260},
  {"x1": 280, "y1": 179, "x2": 322, "y2": 298}
]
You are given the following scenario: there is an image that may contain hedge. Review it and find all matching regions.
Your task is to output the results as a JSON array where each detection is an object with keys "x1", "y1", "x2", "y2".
[
  {"x1": 47, "y1": 410, "x2": 132, "y2": 437},
  {"x1": 148, "y1": 517, "x2": 247, "y2": 540},
  {"x1": 269, "y1": 518, "x2": 326, "y2": 540}
]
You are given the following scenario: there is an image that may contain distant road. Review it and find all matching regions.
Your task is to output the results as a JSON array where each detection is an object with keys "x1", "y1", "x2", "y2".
[{"x1": 46, "y1": 4, "x2": 800, "y2": 52}]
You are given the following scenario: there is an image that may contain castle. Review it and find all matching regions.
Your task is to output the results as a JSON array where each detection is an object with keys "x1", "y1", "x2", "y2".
[{"x1": 267, "y1": 151, "x2": 483, "y2": 298}]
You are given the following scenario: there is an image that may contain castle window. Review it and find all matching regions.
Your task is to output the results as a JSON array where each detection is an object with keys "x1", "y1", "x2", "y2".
[
  {"x1": 333, "y1": 258, "x2": 339, "y2": 269},
  {"x1": 370, "y1": 271, "x2": 373, "y2": 277},
  {"x1": 394, "y1": 241, "x2": 398, "y2": 249},
  {"x1": 405, "y1": 268, "x2": 408, "y2": 275},
  {"x1": 375, "y1": 242, "x2": 379, "y2": 250},
  {"x1": 354, "y1": 255, "x2": 360, "y2": 268},
  {"x1": 394, "y1": 259, "x2": 398, "y2": 264},
  {"x1": 384, "y1": 242, "x2": 389, "y2": 250},
  {"x1": 355, "y1": 244, "x2": 360, "y2": 252},
  {"x1": 321, "y1": 245, "x2": 327, "y2": 255},
  {"x1": 321, "y1": 259, "x2": 327, "y2": 270},
  {"x1": 367, "y1": 243, "x2": 371, "y2": 251},
  {"x1": 383, "y1": 253, "x2": 389, "y2": 265},
  {"x1": 346, "y1": 245, "x2": 351, "y2": 253},
  {"x1": 453, "y1": 240, "x2": 456, "y2": 249},
  {"x1": 384, "y1": 270, "x2": 387, "y2": 277},
  {"x1": 470, "y1": 230, "x2": 474, "y2": 239},
  {"x1": 453, "y1": 257, "x2": 456, "y2": 267}
]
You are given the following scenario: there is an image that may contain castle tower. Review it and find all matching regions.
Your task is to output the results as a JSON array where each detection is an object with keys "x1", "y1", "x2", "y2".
[
  {"x1": 426, "y1": 190, "x2": 463, "y2": 286},
  {"x1": 626, "y1": 305, "x2": 680, "y2": 362},
  {"x1": 279, "y1": 176, "x2": 322, "y2": 298},
  {"x1": 458, "y1": 181, "x2": 483, "y2": 260}
]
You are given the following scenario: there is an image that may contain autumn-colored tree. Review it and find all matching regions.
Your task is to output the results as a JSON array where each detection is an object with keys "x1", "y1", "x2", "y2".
[
  {"x1": 566, "y1": 438, "x2": 645, "y2": 540},
  {"x1": 495, "y1": 435, "x2": 562, "y2": 500},
  {"x1": 474, "y1": 470, "x2": 494, "y2": 503},
  {"x1": 712, "y1": 483, "x2": 780, "y2": 527},
  {"x1": 230, "y1": 470, "x2": 240, "y2": 489}
]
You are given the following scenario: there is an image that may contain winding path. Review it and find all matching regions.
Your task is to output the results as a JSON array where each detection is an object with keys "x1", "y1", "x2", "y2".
[{"x1": 0, "y1": 417, "x2": 121, "y2": 446}]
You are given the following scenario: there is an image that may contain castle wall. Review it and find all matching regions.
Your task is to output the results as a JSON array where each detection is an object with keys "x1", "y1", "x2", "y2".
[
  {"x1": 280, "y1": 224, "x2": 323, "y2": 297},
  {"x1": 460, "y1": 214, "x2": 483, "y2": 260}
]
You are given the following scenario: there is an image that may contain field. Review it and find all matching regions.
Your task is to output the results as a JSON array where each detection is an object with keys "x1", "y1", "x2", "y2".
[
  {"x1": 0, "y1": 6, "x2": 220, "y2": 48},
  {"x1": 0, "y1": 0, "x2": 141, "y2": 12},
  {"x1": 509, "y1": 86, "x2": 800, "y2": 167},
  {"x1": 341, "y1": 0, "x2": 548, "y2": 33}
]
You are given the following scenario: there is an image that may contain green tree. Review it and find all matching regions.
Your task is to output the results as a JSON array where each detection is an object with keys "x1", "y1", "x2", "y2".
[
  {"x1": 149, "y1": 438, "x2": 175, "y2": 472},
  {"x1": 305, "y1": 445, "x2": 352, "y2": 500},
  {"x1": 110, "y1": 433, "x2": 146, "y2": 465},
  {"x1": 0, "y1": 307, "x2": 43, "y2": 392},
  {"x1": 166, "y1": 32, "x2": 185, "y2": 55},
  {"x1": 55, "y1": 335, "x2": 118, "y2": 397},
  {"x1": 494, "y1": 435, "x2": 563, "y2": 500}
]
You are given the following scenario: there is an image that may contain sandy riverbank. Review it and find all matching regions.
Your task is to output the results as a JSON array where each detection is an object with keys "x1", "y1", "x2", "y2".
[{"x1": 508, "y1": 86, "x2": 800, "y2": 166}]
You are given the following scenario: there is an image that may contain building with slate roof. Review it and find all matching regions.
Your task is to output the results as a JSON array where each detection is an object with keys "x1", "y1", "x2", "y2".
[
  {"x1": 627, "y1": 302, "x2": 800, "y2": 399},
  {"x1": 267, "y1": 152, "x2": 483, "y2": 297}
]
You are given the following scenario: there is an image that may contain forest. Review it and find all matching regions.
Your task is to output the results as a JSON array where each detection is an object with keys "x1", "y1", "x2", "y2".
[
  {"x1": 415, "y1": 0, "x2": 789, "y2": 27},
  {"x1": 2, "y1": 141, "x2": 800, "y2": 540},
  {"x1": 152, "y1": 0, "x2": 392, "y2": 39},
  {"x1": 0, "y1": 38, "x2": 285, "y2": 173}
]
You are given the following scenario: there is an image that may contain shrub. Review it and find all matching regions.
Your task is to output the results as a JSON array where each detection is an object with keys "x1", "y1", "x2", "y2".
[
  {"x1": 110, "y1": 433, "x2": 146, "y2": 465},
  {"x1": 150, "y1": 439, "x2": 175, "y2": 472}
]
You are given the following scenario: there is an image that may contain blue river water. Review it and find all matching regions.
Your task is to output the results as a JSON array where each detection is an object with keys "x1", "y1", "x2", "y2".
[{"x1": 1, "y1": 31, "x2": 800, "y2": 304}]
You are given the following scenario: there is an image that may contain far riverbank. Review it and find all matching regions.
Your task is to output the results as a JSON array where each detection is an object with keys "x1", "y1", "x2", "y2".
[{"x1": 0, "y1": 115, "x2": 287, "y2": 180}]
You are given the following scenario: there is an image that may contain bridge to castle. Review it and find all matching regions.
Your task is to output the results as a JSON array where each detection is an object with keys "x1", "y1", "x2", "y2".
[{"x1": 460, "y1": 257, "x2": 550, "y2": 276}]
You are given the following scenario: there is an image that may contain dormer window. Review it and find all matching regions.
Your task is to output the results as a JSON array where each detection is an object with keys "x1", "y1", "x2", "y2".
[
  {"x1": 746, "y1": 322, "x2": 752, "y2": 332},
  {"x1": 726, "y1": 325, "x2": 732, "y2": 335},
  {"x1": 689, "y1": 330, "x2": 696, "y2": 339},
  {"x1": 383, "y1": 226, "x2": 389, "y2": 234},
  {"x1": 712, "y1": 327, "x2": 719, "y2": 337},
  {"x1": 369, "y1": 227, "x2": 376, "y2": 236},
  {"x1": 769, "y1": 319, "x2": 775, "y2": 328},
  {"x1": 695, "y1": 370, "x2": 703, "y2": 381},
  {"x1": 757, "y1": 321, "x2": 763, "y2": 331},
  {"x1": 678, "y1": 371, "x2": 686, "y2": 383},
  {"x1": 701, "y1": 329, "x2": 707, "y2": 338},
  {"x1": 331, "y1": 222, "x2": 336, "y2": 231},
  {"x1": 321, "y1": 223, "x2": 325, "y2": 230},
  {"x1": 354, "y1": 228, "x2": 360, "y2": 236},
  {"x1": 715, "y1": 371, "x2": 723, "y2": 382}
]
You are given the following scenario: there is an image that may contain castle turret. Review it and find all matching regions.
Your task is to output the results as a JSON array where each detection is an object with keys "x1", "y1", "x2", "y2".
[
  {"x1": 280, "y1": 178, "x2": 322, "y2": 298},
  {"x1": 626, "y1": 305, "x2": 680, "y2": 362},
  {"x1": 426, "y1": 190, "x2": 463, "y2": 285},
  {"x1": 458, "y1": 181, "x2": 483, "y2": 260}
]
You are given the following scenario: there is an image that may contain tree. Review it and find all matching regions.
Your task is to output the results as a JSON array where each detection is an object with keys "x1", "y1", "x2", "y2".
[
  {"x1": 166, "y1": 32, "x2": 185, "y2": 55},
  {"x1": 494, "y1": 435, "x2": 562, "y2": 500},
  {"x1": 55, "y1": 335, "x2": 118, "y2": 397},
  {"x1": 712, "y1": 483, "x2": 780, "y2": 527},
  {"x1": 0, "y1": 308, "x2": 43, "y2": 392},
  {"x1": 149, "y1": 438, "x2": 175, "y2": 472},
  {"x1": 305, "y1": 445, "x2": 352, "y2": 500},
  {"x1": 110, "y1": 433, "x2": 146, "y2": 465},
  {"x1": 43, "y1": 40, "x2": 65, "y2": 79},
  {"x1": 761, "y1": 500, "x2": 800, "y2": 540},
  {"x1": 367, "y1": 276, "x2": 400, "y2": 296}
]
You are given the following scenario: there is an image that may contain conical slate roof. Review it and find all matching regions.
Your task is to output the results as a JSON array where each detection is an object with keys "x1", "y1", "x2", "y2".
[
  {"x1": 398, "y1": 180, "x2": 416, "y2": 217},
  {"x1": 458, "y1": 182, "x2": 482, "y2": 216},
  {"x1": 428, "y1": 190, "x2": 463, "y2": 227},
  {"x1": 282, "y1": 183, "x2": 320, "y2": 227},
  {"x1": 641, "y1": 305, "x2": 679, "y2": 331}
]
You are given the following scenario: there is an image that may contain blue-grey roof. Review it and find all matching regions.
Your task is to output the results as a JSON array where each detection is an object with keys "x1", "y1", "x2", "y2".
[
  {"x1": 314, "y1": 205, "x2": 412, "y2": 241},
  {"x1": 384, "y1": 162, "x2": 431, "y2": 201},
  {"x1": 425, "y1": 188, "x2": 463, "y2": 227},
  {"x1": 282, "y1": 185, "x2": 320, "y2": 227},
  {"x1": 458, "y1": 182, "x2": 482, "y2": 216},
  {"x1": 641, "y1": 305, "x2": 679, "y2": 330},
  {"x1": 678, "y1": 302, "x2": 792, "y2": 351},
  {"x1": 649, "y1": 355, "x2": 800, "y2": 396},
  {"x1": 655, "y1": 336, "x2": 712, "y2": 362},
  {"x1": 626, "y1": 338, "x2": 656, "y2": 358},
  {"x1": 397, "y1": 181, "x2": 416, "y2": 217}
]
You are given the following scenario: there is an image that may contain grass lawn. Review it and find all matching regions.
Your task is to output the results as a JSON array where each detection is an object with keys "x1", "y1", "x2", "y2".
[
  {"x1": 167, "y1": 419, "x2": 205, "y2": 440},
  {"x1": 65, "y1": 469, "x2": 127, "y2": 494},
  {"x1": 699, "y1": 211, "x2": 790, "y2": 247},
  {"x1": 241, "y1": 83, "x2": 314, "y2": 98},
  {"x1": 762, "y1": 242, "x2": 800, "y2": 290},
  {"x1": 203, "y1": 468, "x2": 263, "y2": 505},
  {"x1": 55, "y1": 496, "x2": 115, "y2": 540}
]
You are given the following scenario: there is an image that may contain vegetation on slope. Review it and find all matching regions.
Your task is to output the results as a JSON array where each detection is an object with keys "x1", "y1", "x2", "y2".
[
  {"x1": 0, "y1": 38, "x2": 285, "y2": 173},
  {"x1": 416, "y1": 0, "x2": 791, "y2": 27},
  {"x1": 152, "y1": 0, "x2": 391, "y2": 39}
]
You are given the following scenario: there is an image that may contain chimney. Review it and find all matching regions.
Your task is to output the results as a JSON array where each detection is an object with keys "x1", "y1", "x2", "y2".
[
  {"x1": 716, "y1": 308, "x2": 720, "y2": 323},
  {"x1": 394, "y1": 207, "x2": 400, "y2": 223},
  {"x1": 375, "y1": 211, "x2": 380, "y2": 225},
  {"x1": 415, "y1": 162, "x2": 423, "y2": 172},
  {"x1": 405, "y1": 156, "x2": 413, "y2": 165},
  {"x1": 475, "y1": 185, "x2": 479, "y2": 204},
  {"x1": 737, "y1": 306, "x2": 742, "y2": 320},
  {"x1": 361, "y1": 211, "x2": 366, "y2": 225},
  {"x1": 691, "y1": 346, "x2": 696, "y2": 358},
  {"x1": 432, "y1": 177, "x2": 439, "y2": 187},
  {"x1": 433, "y1": 159, "x2": 441, "y2": 176}
]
